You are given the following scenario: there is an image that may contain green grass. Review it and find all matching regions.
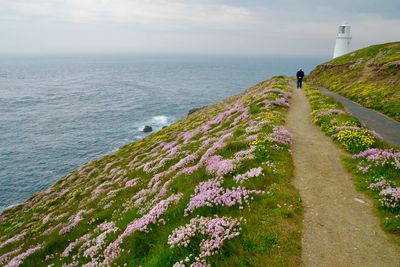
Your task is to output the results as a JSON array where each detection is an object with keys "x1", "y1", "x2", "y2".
[
  {"x1": 306, "y1": 42, "x2": 400, "y2": 121},
  {"x1": 0, "y1": 77, "x2": 302, "y2": 266}
]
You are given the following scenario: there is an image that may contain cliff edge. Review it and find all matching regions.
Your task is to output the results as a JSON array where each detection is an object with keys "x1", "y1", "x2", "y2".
[{"x1": 0, "y1": 77, "x2": 302, "y2": 266}]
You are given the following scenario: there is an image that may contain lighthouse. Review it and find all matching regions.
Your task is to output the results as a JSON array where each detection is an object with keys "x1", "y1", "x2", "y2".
[{"x1": 333, "y1": 22, "x2": 352, "y2": 58}]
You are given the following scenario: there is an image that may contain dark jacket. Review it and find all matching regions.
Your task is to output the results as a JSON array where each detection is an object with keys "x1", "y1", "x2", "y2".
[{"x1": 296, "y1": 70, "x2": 304, "y2": 79}]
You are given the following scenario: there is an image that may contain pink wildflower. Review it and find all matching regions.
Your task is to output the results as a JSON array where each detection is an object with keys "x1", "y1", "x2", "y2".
[
  {"x1": 368, "y1": 178, "x2": 388, "y2": 191},
  {"x1": 59, "y1": 210, "x2": 87, "y2": 235},
  {"x1": 83, "y1": 222, "x2": 118, "y2": 260},
  {"x1": 353, "y1": 149, "x2": 400, "y2": 170},
  {"x1": 0, "y1": 231, "x2": 26, "y2": 250},
  {"x1": 42, "y1": 223, "x2": 62, "y2": 236},
  {"x1": 5, "y1": 244, "x2": 42, "y2": 267},
  {"x1": 0, "y1": 246, "x2": 22, "y2": 265},
  {"x1": 233, "y1": 146, "x2": 256, "y2": 162},
  {"x1": 266, "y1": 126, "x2": 292, "y2": 146},
  {"x1": 168, "y1": 216, "x2": 243, "y2": 265},
  {"x1": 265, "y1": 98, "x2": 289, "y2": 107},
  {"x1": 233, "y1": 167, "x2": 263, "y2": 183},
  {"x1": 91, "y1": 187, "x2": 107, "y2": 200},
  {"x1": 245, "y1": 134, "x2": 258, "y2": 143},
  {"x1": 184, "y1": 177, "x2": 263, "y2": 215},
  {"x1": 357, "y1": 165, "x2": 370, "y2": 173},
  {"x1": 379, "y1": 187, "x2": 400, "y2": 209},
  {"x1": 315, "y1": 109, "x2": 346, "y2": 118},
  {"x1": 62, "y1": 234, "x2": 91, "y2": 257},
  {"x1": 103, "y1": 193, "x2": 182, "y2": 264},
  {"x1": 125, "y1": 178, "x2": 139, "y2": 187},
  {"x1": 205, "y1": 155, "x2": 235, "y2": 176}
]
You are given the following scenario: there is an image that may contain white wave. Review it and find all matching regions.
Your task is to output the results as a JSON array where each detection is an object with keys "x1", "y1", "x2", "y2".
[
  {"x1": 151, "y1": 115, "x2": 169, "y2": 125},
  {"x1": 136, "y1": 115, "x2": 172, "y2": 131}
]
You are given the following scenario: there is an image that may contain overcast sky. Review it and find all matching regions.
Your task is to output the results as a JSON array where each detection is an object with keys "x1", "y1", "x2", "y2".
[{"x1": 0, "y1": 0, "x2": 399, "y2": 56}]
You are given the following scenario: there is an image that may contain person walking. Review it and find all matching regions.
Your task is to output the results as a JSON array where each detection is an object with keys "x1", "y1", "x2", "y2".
[{"x1": 296, "y1": 68, "x2": 304, "y2": 89}]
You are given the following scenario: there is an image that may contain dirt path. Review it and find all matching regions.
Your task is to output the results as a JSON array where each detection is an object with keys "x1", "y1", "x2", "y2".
[{"x1": 286, "y1": 87, "x2": 400, "y2": 266}]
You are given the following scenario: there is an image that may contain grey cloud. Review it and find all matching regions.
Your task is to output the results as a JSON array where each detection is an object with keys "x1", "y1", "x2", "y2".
[{"x1": 0, "y1": 0, "x2": 398, "y2": 55}]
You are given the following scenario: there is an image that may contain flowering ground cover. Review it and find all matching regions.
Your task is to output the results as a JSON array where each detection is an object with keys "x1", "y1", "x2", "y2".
[
  {"x1": 0, "y1": 77, "x2": 302, "y2": 266},
  {"x1": 303, "y1": 82, "x2": 400, "y2": 244},
  {"x1": 306, "y1": 42, "x2": 400, "y2": 121}
]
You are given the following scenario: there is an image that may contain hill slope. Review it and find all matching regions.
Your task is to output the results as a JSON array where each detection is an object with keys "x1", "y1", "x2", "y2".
[
  {"x1": 307, "y1": 42, "x2": 400, "y2": 121},
  {"x1": 0, "y1": 77, "x2": 302, "y2": 266}
]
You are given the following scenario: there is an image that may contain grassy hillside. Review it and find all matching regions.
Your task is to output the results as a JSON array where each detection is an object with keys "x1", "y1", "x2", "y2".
[
  {"x1": 0, "y1": 77, "x2": 303, "y2": 266},
  {"x1": 307, "y1": 42, "x2": 400, "y2": 121}
]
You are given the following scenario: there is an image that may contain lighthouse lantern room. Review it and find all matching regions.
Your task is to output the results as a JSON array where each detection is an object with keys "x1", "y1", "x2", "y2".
[{"x1": 333, "y1": 22, "x2": 352, "y2": 58}]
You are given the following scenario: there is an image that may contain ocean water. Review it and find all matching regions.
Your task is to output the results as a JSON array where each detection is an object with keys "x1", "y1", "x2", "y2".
[{"x1": 0, "y1": 54, "x2": 327, "y2": 211}]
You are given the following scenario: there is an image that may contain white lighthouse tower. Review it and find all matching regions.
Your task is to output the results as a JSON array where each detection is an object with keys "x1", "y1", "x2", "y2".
[{"x1": 333, "y1": 22, "x2": 352, "y2": 58}]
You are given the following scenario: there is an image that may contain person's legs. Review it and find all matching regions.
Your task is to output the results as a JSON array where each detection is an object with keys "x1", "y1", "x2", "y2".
[
  {"x1": 297, "y1": 79, "x2": 301, "y2": 89},
  {"x1": 299, "y1": 79, "x2": 302, "y2": 89}
]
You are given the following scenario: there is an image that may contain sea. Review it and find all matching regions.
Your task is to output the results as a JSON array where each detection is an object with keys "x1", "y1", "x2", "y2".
[{"x1": 0, "y1": 54, "x2": 327, "y2": 211}]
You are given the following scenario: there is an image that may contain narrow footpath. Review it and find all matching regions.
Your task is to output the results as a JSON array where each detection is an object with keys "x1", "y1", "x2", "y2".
[
  {"x1": 286, "y1": 87, "x2": 400, "y2": 266},
  {"x1": 314, "y1": 85, "x2": 400, "y2": 145}
]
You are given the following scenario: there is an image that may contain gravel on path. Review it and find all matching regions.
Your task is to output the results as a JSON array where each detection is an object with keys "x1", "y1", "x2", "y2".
[{"x1": 286, "y1": 87, "x2": 400, "y2": 266}]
